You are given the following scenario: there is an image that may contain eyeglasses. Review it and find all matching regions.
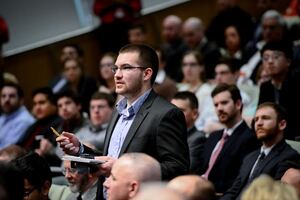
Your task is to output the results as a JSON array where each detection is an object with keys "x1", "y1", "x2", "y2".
[
  {"x1": 62, "y1": 168, "x2": 78, "y2": 175},
  {"x1": 24, "y1": 187, "x2": 37, "y2": 199},
  {"x1": 262, "y1": 52, "x2": 284, "y2": 62},
  {"x1": 111, "y1": 64, "x2": 147, "y2": 74}
]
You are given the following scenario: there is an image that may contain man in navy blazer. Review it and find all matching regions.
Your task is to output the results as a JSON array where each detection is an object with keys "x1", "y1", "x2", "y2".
[
  {"x1": 56, "y1": 44, "x2": 189, "y2": 181},
  {"x1": 197, "y1": 84, "x2": 259, "y2": 194},
  {"x1": 221, "y1": 102, "x2": 300, "y2": 200}
]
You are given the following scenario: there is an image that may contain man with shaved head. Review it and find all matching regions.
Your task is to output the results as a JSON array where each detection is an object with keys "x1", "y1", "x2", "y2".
[
  {"x1": 161, "y1": 15, "x2": 187, "y2": 82},
  {"x1": 168, "y1": 175, "x2": 216, "y2": 200},
  {"x1": 182, "y1": 17, "x2": 219, "y2": 79},
  {"x1": 103, "y1": 153, "x2": 161, "y2": 200}
]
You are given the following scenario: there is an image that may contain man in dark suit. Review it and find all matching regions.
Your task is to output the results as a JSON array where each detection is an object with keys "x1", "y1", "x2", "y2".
[
  {"x1": 171, "y1": 91, "x2": 206, "y2": 173},
  {"x1": 56, "y1": 44, "x2": 189, "y2": 181},
  {"x1": 221, "y1": 102, "x2": 300, "y2": 200},
  {"x1": 197, "y1": 84, "x2": 259, "y2": 194}
]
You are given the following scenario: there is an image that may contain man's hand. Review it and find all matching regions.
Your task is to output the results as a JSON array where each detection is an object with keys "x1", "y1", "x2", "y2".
[
  {"x1": 95, "y1": 156, "x2": 116, "y2": 176},
  {"x1": 56, "y1": 132, "x2": 80, "y2": 155}
]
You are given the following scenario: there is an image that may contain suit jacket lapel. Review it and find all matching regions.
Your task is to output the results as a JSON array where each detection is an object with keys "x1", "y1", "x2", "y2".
[
  {"x1": 119, "y1": 90, "x2": 156, "y2": 155},
  {"x1": 103, "y1": 110, "x2": 120, "y2": 155}
]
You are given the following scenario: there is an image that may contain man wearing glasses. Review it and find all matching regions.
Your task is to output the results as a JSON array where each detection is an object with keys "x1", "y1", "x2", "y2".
[{"x1": 57, "y1": 44, "x2": 189, "y2": 198}]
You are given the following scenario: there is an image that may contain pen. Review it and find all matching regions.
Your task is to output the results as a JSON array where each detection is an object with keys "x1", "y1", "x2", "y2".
[{"x1": 50, "y1": 127, "x2": 61, "y2": 137}]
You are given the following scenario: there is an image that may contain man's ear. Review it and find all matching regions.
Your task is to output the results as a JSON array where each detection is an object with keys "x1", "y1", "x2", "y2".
[
  {"x1": 143, "y1": 68, "x2": 153, "y2": 82},
  {"x1": 128, "y1": 181, "x2": 140, "y2": 198},
  {"x1": 278, "y1": 119, "x2": 287, "y2": 131},
  {"x1": 41, "y1": 180, "x2": 51, "y2": 197}
]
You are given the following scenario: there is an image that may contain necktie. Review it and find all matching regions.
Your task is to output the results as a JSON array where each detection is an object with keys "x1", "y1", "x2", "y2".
[
  {"x1": 249, "y1": 151, "x2": 266, "y2": 181},
  {"x1": 77, "y1": 194, "x2": 82, "y2": 200},
  {"x1": 203, "y1": 132, "x2": 229, "y2": 179}
]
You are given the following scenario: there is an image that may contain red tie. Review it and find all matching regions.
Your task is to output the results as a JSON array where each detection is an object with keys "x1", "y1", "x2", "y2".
[{"x1": 203, "y1": 132, "x2": 229, "y2": 179}]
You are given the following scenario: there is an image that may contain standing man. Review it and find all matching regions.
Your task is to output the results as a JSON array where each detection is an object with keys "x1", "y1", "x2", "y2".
[
  {"x1": 221, "y1": 102, "x2": 300, "y2": 200},
  {"x1": 197, "y1": 84, "x2": 259, "y2": 194},
  {"x1": 171, "y1": 91, "x2": 206, "y2": 172},
  {"x1": 57, "y1": 44, "x2": 189, "y2": 180},
  {"x1": 0, "y1": 83, "x2": 35, "y2": 149}
]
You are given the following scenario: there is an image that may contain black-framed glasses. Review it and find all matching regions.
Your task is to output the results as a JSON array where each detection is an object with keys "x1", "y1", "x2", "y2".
[
  {"x1": 24, "y1": 187, "x2": 37, "y2": 199},
  {"x1": 262, "y1": 51, "x2": 284, "y2": 62},
  {"x1": 111, "y1": 64, "x2": 147, "y2": 74}
]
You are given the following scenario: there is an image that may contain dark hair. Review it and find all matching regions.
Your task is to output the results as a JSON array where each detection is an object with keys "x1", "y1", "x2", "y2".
[
  {"x1": 13, "y1": 152, "x2": 52, "y2": 190},
  {"x1": 261, "y1": 40, "x2": 293, "y2": 60},
  {"x1": 128, "y1": 22, "x2": 147, "y2": 33},
  {"x1": 1, "y1": 83, "x2": 24, "y2": 99},
  {"x1": 257, "y1": 102, "x2": 287, "y2": 122},
  {"x1": 0, "y1": 145, "x2": 27, "y2": 162},
  {"x1": 216, "y1": 57, "x2": 242, "y2": 73},
  {"x1": 0, "y1": 162, "x2": 24, "y2": 200},
  {"x1": 55, "y1": 89, "x2": 81, "y2": 105},
  {"x1": 173, "y1": 91, "x2": 199, "y2": 110},
  {"x1": 211, "y1": 83, "x2": 242, "y2": 104},
  {"x1": 91, "y1": 92, "x2": 115, "y2": 108},
  {"x1": 63, "y1": 44, "x2": 84, "y2": 57},
  {"x1": 119, "y1": 44, "x2": 159, "y2": 85},
  {"x1": 98, "y1": 52, "x2": 117, "y2": 87},
  {"x1": 32, "y1": 87, "x2": 56, "y2": 105}
]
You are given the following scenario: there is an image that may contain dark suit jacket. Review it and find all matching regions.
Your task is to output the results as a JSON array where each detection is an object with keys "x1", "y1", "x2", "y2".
[
  {"x1": 188, "y1": 126, "x2": 206, "y2": 173},
  {"x1": 197, "y1": 121, "x2": 260, "y2": 194},
  {"x1": 221, "y1": 139, "x2": 300, "y2": 200},
  {"x1": 85, "y1": 90, "x2": 190, "y2": 180}
]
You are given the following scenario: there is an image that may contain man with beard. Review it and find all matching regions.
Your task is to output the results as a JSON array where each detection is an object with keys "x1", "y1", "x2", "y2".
[
  {"x1": 197, "y1": 84, "x2": 259, "y2": 195},
  {"x1": 221, "y1": 102, "x2": 300, "y2": 200},
  {"x1": 63, "y1": 159, "x2": 100, "y2": 200},
  {"x1": 0, "y1": 83, "x2": 35, "y2": 149}
]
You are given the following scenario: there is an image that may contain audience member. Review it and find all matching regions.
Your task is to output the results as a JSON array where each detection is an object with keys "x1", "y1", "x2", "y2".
[
  {"x1": 57, "y1": 44, "x2": 189, "y2": 183},
  {"x1": 0, "y1": 162, "x2": 24, "y2": 200},
  {"x1": 76, "y1": 92, "x2": 115, "y2": 152},
  {"x1": 153, "y1": 48, "x2": 177, "y2": 101},
  {"x1": 98, "y1": 52, "x2": 117, "y2": 95},
  {"x1": 197, "y1": 84, "x2": 259, "y2": 194},
  {"x1": 182, "y1": 17, "x2": 219, "y2": 79},
  {"x1": 0, "y1": 83, "x2": 35, "y2": 149},
  {"x1": 258, "y1": 40, "x2": 300, "y2": 140},
  {"x1": 221, "y1": 102, "x2": 300, "y2": 200},
  {"x1": 241, "y1": 175, "x2": 298, "y2": 200},
  {"x1": 19, "y1": 87, "x2": 61, "y2": 150},
  {"x1": 63, "y1": 159, "x2": 100, "y2": 200},
  {"x1": 128, "y1": 23, "x2": 147, "y2": 44},
  {"x1": 104, "y1": 153, "x2": 161, "y2": 200},
  {"x1": 13, "y1": 152, "x2": 52, "y2": 200},
  {"x1": 0, "y1": 144, "x2": 26, "y2": 162},
  {"x1": 171, "y1": 91, "x2": 206, "y2": 172},
  {"x1": 161, "y1": 15, "x2": 187, "y2": 82},
  {"x1": 167, "y1": 175, "x2": 216, "y2": 200}
]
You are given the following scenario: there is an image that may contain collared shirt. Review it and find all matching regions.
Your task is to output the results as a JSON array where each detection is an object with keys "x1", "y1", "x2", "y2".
[
  {"x1": 0, "y1": 106, "x2": 35, "y2": 149},
  {"x1": 107, "y1": 89, "x2": 151, "y2": 158}
]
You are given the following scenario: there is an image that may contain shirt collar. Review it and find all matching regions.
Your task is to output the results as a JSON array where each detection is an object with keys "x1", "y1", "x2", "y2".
[
  {"x1": 116, "y1": 89, "x2": 151, "y2": 119},
  {"x1": 224, "y1": 120, "x2": 243, "y2": 136},
  {"x1": 261, "y1": 144, "x2": 275, "y2": 156}
]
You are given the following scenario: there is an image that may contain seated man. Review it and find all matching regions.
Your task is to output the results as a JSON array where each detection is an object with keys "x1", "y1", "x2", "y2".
[
  {"x1": 63, "y1": 158, "x2": 100, "y2": 200},
  {"x1": 167, "y1": 175, "x2": 216, "y2": 200},
  {"x1": 13, "y1": 152, "x2": 52, "y2": 200},
  {"x1": 0, "y1": 83, "x2": 35, "y2": 149},
  {"x1": 104, "y1": 153, "x2": 161, "y2": 200}
]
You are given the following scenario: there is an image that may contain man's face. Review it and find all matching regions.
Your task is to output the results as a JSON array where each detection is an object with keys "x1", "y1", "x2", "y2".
[
  {"x1": 213, "y1": 91, "x2": 240, "y2": 124},
  {"x1": 162, "y1": 20, "x2": 180, "y2": 42},
  {"x1": 23, "y1": 179, "x2": 42, "y2": 200},
  {"x1": 90, "y1": 99, "x2": 112, "y2": 126},
  {"x1": 63, "y1": 161, "x2": 88, "y2": 193},
  {"x1": 1, "y1": 86, "x2": 21, "y2": 114},
  {"x1": 262, "y1": 50, "x2": 290, "y2": 78},
  {"x1": 214, "y1": 64, "x2": 236, "y2": 85},
  {"x1": 128, "y1": 28, "x2": 146, "y2": 44},
  {"x1": 57, "y1": 97, "x2": 81, "y2": 120},
  {"x1": 103, "y1": 161, "x2": 134, "y2": 200},
  {"x1": 60, "y1": 46, "x2": 79, "y2": 63},
  {"x1": 182, "y1": 27, "x2": 202, "y2": 49},
  {"x1": 171, "y1": 98, "x2": 198, "y2": 129},
  {"x1": 262, "y1": 18, "x2": 283, "y2": 42},
  {"x1": 32, "y1": 93, "x2": 56, "y2": 120},
  {"x1": 254, "y1": 106, "x2": 282, "y2": 141},
  {"x1": 114, "y1": 52, "x2": 146, "y2": 99},
  {"x1": 64, "y1": 60, "x2": 82, "y2": 84}
]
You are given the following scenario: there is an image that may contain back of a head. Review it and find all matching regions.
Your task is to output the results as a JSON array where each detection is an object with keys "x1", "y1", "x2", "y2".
[
  {"x1": 241, "y1": 175, "x2": 298, "y2": 200},
  {"x1": 0, "y1": 144, "x2": 27, "y2": 162},
  {"x1": 118, "y1": 153, "x2": 162, "y2": 182},
  {"x1": 168, "y1": 175, "x2": 216, "y2": 200},
  {"x1": 13, "y1": 152, "x2": 52, "y2": 189},
  {"x1": 184, "y1": 17, "x2": 204, "y2": 32}
]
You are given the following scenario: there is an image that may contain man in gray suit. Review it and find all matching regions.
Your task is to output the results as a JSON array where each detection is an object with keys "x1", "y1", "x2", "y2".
[{"x1": 57, "y1": 44, "x2": 189, "y2": 181}]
